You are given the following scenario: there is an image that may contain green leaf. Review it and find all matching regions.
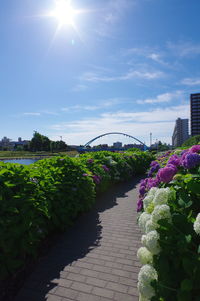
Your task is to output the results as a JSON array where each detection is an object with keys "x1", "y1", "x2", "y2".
[
  {"x1": 185, "y1": 235, "x2": 192, "y2": 243},
  {"x1": 180, "y1": 279, "x2": 193, "y2": 291}
]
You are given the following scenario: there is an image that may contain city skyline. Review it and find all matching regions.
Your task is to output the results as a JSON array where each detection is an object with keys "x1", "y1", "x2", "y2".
[{"x1": 1, "y1": 0, "x2": 200, "y2": 146}]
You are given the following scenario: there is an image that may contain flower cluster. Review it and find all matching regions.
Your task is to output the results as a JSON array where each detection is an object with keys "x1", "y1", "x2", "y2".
[
  {"x1": 138, "y1": 264, "x2": 158, "y2": 300},
  {"x1": 137, "y1": 144, "x2": 200, "y2": 300},
  {"x1": 137, "y1": 187, "x2": 172, "y2": 299},
  {"x1": 137, "y1": 145, "x2": 200, "y2": 212}
]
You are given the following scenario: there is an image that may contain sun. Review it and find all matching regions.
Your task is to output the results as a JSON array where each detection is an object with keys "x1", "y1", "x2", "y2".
[{"x1": 49, "y1": 0, "x2": 78, "y2": 29}]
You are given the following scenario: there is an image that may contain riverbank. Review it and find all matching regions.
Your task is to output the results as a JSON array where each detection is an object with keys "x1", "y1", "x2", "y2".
[{"x1": 0, "y1": 151, "x2": 78, "y2": 160}]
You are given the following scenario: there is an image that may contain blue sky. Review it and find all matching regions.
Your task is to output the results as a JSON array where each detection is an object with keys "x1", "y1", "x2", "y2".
[{"x1": 1, "y1": 0, "x2": 200, "y2": 146}]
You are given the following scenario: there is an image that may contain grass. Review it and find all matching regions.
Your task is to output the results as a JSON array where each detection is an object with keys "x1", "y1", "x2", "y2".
[{"x1": 0, "y1": 150, "x2": 78, "y2": 159}]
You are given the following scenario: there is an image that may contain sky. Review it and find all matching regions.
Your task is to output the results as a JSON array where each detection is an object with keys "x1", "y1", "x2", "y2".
[{"x1": 1, "y1": 0, "x2": 200, "y2": 146}]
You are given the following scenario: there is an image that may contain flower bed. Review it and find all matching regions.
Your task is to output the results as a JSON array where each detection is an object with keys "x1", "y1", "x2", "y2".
[
  {"x1": 0, "y1": 150, "x2": 153, "y2": 281},
  {"x1": 137, "y1": 145, "x2": 200, "y2": 301}
]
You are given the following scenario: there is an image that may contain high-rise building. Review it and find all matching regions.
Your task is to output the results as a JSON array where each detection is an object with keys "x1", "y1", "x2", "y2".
[
  {"x1": 172, "y1": 118, "x2": 189, "y2": 147},
  {"x1": 190, "y1": 93, "x2": 200, "y2": 136}
]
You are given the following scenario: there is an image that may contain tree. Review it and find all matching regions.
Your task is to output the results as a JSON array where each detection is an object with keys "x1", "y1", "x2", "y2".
[
  {"x1": 182, "y1": 135, "x2": 200, "y2": 147},
  {"x1": 29, "y1": 131, "x2": 51, "y2": 152}
]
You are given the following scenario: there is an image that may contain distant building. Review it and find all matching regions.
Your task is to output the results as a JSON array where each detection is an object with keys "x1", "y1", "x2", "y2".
[
  {"x1": 172, "y1": 118, "x2": 189, "y2": 147},
  {"x1": 190, "y1": 93, "x2": 200, "y2": 136},
  {"x1": 0, "y1": 136, "x2": 11, "y2": 150},
  {"x1": 0, "y1": 136, "x2": 29, "y2": 150},
  {"x1": 113, "y1": 141, "x2": 122, "y2": 148},
  {"x1": 124, "y1": 143, "x2": 143, "y2": 150}
]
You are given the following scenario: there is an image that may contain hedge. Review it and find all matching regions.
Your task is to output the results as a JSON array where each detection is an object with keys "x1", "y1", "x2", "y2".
[{"x1": 0, "y1": 150, "x2": 153, "y2": 280}]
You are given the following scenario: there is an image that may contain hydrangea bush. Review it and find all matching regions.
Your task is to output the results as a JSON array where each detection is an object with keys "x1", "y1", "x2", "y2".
[
  {"x1": 0, "y1": 149, "x2": 153, "y2": 281},
  {"x1": 137, "y1": 145, "x2": 200, "y2": 301}
]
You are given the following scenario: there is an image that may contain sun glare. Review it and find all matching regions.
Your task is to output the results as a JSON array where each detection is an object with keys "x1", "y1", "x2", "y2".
[{"x1": 50, "y1": 0, "x2": 77, "y2": 29}]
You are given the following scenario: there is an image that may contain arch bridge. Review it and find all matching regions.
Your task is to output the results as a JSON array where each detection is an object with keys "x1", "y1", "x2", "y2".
[{"x1": 79, "y1": 132, "x2": 148, "y2": 151}]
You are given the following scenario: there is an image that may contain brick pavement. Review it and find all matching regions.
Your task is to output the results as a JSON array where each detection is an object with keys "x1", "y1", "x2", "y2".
[{"x1": 15, "y1": 178, "x2": 142, "y2": 301}]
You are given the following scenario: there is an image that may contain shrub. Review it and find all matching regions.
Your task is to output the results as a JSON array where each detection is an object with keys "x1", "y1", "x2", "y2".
[
  {"x1": 137, "y1": 145, "x2": 200, "y2": 301},
  {"x1": 0, "y1": 150, "x2": 154, "y2": 280}
]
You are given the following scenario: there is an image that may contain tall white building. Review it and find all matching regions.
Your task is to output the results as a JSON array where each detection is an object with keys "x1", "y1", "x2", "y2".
[{"x1": 172, "y1": 118, "x2": 189, "y2": 147}]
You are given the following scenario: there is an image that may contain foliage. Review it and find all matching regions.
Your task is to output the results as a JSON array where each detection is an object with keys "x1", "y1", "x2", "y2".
[
  {"x1": 29, "y1": 131, "x2": 67, "y2": 152},
  {"x1": 182, "y1": 135, "x2": 200, "y2": 147},
  {"x1": 137, "y1": 145, "x2": 200, "y2": 301},
  {"x1": 0, "y1": 150, "x2": 154, "y2": 280}
]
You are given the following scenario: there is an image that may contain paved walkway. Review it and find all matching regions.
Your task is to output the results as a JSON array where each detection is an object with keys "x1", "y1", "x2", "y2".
[{"x1": 15, "y1": 178, "x2": 142, "y2": 301}]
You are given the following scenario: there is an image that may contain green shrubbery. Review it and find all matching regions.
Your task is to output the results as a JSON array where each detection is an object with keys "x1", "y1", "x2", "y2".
[{"x1": 0, "y1": 150, "x2": 153, "y2": 280}]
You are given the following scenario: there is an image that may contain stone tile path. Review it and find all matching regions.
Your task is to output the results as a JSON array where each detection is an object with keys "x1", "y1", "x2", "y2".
[{"x1": 15, "y1": 178, "x2": 142, "y2": 301}]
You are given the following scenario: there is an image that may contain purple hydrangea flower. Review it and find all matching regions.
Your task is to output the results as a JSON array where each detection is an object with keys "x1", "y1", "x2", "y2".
[
  {"x1": 150, "y1": 161, "x2": 159, "y2": 167},
  {"x1": 92, "y1": 175, "x2": 101, "y2": 184},
  {"x1": 139, "y1": 185, "x2": 146, "y2": 197},
  {"x1": 146, "y1": 177, "x2": 160, "y2": 189},
  {"x1": 182, "y1": 153, "x2": 200, "y2": 169},
  {"x1": 137, "y1": 198, "x2": 143, "y2": 212},
  {"x1": 102, "y1": 165, "x2": 110, "y2": 172},
  {"x1": 87, "y1": 159, "x2": 94, "y2": 164},
  {"x1": 157, "y1": 165, "x2": 177, "y2": 183},
  {"x1": 190, "y1": 145, "x2": 200, "y2": 153},
  {"x1": 168, "y1": 154, "x2": 181, "y2": 167}
]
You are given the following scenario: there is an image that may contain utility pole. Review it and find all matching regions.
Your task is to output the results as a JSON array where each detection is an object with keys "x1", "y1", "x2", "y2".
[{"x1": 60, "y1": 136, "x2": 62, "y2": 141}]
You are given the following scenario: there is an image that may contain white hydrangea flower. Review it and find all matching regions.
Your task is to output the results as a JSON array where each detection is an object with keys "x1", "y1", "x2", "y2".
[
  {"x1": 143, "y1": 195, "x2": 154, "y2": 211},
  {"x1": 153, "y1": 187, "x2": 170, "y2": 206},
  {"x1": 138, "y1": 264, "x2": 158, "y2": 298},
  {"x1": 145, "y1": 219, "x2": 157, "y2": 233},
  {"x1": 141, "y1": 234, "x2": 147, "y2": 245},
  {"x1": 139, "y1": 294, "x2": 151, "y2": 301},
  {"x1": 148, "y1": 187, "x2": 159, "y2": 197},
  {"x1": 194, "y1": 213, "x2": 200, "y2": 235},
  {"x1": 137, "y1": 247, "x2": 153, "y2": 264},
  {"x1": 138, "y1": 212, "x2": 151, "y2": 232},
  {"x1": 144, "y1": 230, "x2": 160, "y2": 255},
  {"x1": 138, "y1": 283, "x2": 155, "y2": 299},
  {"x1": 151, "y1": 204, "x2": 171, "y2": 226}
]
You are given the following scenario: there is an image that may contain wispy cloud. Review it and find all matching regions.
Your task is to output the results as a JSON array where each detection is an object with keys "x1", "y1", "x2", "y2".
[
  {"x1": 94, "y1": 0, "x2": 136, "y2": 37},
  {"x1": 180, "y1": 77, "x2": 200, "y2": 86},
  {"x1": 71, "y1": 84, "x2": 89, "y2": 92},
  {"x1": 167, "y1": 41, "x2": 200, "y2": 57},
  {"x1": 23, "y1": 112, "x2": 41, "y2": 116},
  {"x1": 137, "y1": 91, "x2": 183, "y2": 104},
  {"x1": 122, "y1": 47, "x2": 174, "y2": 68},
  {"x1": 61, "y1": 98, "x2": 125, "y2": 112},
  {"x1": 81, "y1": 69, "x2": 164, "y2": 83}
]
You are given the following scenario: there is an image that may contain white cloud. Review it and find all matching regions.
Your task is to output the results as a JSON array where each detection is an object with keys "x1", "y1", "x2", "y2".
[
  {"x1": 81, "y1": 69, "x2": 164, "y2": 82},
  {"x1": 71, "y1": 84, "x2": 88, "y2": 92},
  {"x1": 180, "y1": 77, "x2": 200, "y2": 86},
  {"x1": 167, "y1": 41, "x2": 200, "y2": 57},
  {"x1": 61, "y1": 98, "x2": 126, "y2": 112},
  {"x1": 23, "y1": 112, "x2": 41, "y2": 116},
  {"x1": 50, "y1": 104, "x2": 189, "y2": 145},
  {"x1": 137, "y1": 91, "x2": 183, "y2": 104}
]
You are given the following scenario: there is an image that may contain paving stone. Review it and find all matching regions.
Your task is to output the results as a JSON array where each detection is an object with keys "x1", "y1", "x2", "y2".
[
  {"x1": 55, "y1": 287, "x2": 79, "y2": 299},
  {"x1": 92, "y1": 287, "x2": 114, "y2": 299},
  {"x1": 66, "y1": 272, "x2": 86, "y2": 283},
  {"x1": 77, "y1": 292, "x2": 101, "y2": 301},
  {"x1": 86, "y1": 276, "x2": 107, "y2": 287},
  {"x1": 106, "y1": 282, "x2": 128, "y2": 293},
  {"x1": 71, "y1": 282, "x2": 93, "y2": 293}
]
